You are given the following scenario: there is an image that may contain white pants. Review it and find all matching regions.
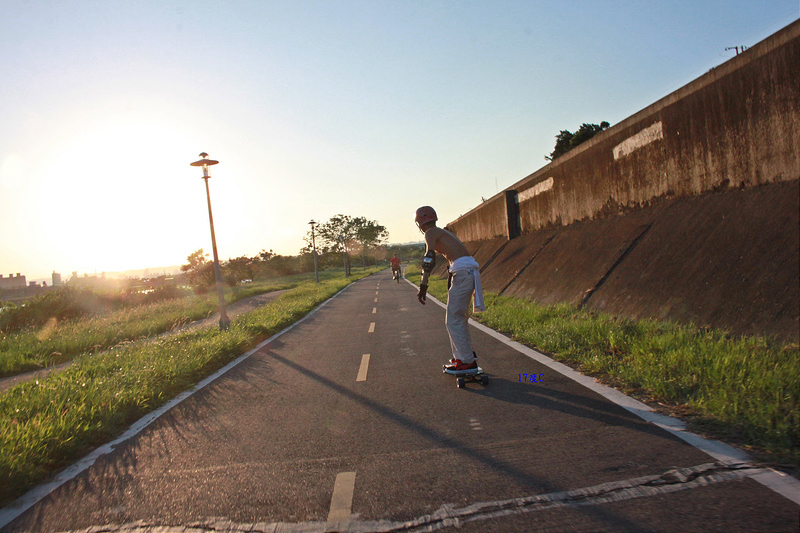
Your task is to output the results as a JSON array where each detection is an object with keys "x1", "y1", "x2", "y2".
[{"x1": 446, "y1": 267, "x2": 477, "y2": 363}]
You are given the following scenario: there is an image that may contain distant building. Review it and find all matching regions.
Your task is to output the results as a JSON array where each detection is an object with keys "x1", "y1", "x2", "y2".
[
  {"x1": 52, "y1": 271, "x2": 62, "y2": 286},
  {"x1": 0, "y1": 273, "x2": 27, "y2": 290}
]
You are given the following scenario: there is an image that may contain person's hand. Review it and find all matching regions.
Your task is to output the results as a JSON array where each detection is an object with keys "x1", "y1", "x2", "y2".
[{"x1": 417, "y1": 283, "x2": 428, "y2": 305}]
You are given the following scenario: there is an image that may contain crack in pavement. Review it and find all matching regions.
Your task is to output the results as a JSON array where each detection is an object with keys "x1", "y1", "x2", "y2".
[{"x1": 51, "y1": 462, "x2": 765, "y2": 533}]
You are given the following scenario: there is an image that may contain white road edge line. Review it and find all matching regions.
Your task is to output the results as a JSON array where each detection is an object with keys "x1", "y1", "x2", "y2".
[
  {"x1": 356, "y1": 354, "x2": 370, "y2": 382},
  {"x1": 0, "y1": 284, "x2": 357, "y2": 529},
  {"x1": 402, "y1": 278, "x2": 800, "y2": 506},
  {"x1": 327, "y1": 471, "x2": 356, "y2": 525}
]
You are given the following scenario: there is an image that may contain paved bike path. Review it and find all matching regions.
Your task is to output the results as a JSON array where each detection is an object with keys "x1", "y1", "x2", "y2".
[{"x1": 3, "y1": 271, "x2": 798, "y2": 532}]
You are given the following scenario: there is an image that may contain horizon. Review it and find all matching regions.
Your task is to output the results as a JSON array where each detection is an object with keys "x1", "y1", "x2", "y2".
[{"x1": 13, "y1": 239, "x2": 427, "y2": 283}]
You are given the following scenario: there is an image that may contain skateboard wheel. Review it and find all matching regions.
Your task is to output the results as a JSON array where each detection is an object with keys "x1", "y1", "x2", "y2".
[{"x1": 457, "y1": 378, "x2": 465, "y2": 388}]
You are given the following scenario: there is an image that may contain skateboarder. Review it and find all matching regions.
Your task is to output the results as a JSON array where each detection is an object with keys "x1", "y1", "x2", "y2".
[{"x1": 414, "y1": 206, "x2": 485, "y2": 372}]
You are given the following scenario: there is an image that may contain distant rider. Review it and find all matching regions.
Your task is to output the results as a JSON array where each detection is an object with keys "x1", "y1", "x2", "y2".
[
  {"x1": 390, "y1": 253, "x2": 402, "y2": 280},
  {"x1": 414, "y1": 206, "x2": 485, "y2": 372}
]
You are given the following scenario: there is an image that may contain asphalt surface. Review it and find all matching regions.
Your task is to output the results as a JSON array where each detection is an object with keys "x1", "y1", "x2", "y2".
[{"x1": 3, "y1": 271, "x2": 799, "y2": 532}]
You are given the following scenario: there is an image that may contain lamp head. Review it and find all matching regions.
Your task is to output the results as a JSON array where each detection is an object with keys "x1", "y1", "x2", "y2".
[{"x1": 190, "y1": 152, "x2": 219, "y2": 178}]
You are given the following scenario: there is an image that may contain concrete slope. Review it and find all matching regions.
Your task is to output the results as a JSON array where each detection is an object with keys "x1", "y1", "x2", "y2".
[{"x1": 470, "y1": 179, "x2": 799, "y2": 341}]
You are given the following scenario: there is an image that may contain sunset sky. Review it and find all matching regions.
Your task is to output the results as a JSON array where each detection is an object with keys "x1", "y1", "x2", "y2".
[{"x1": 1, "y1": 1, "x2": 797, "y2": 281}]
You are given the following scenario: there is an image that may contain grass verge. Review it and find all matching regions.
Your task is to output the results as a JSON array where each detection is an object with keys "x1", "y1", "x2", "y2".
[
  {"x1": 407, "y1": 267, "x2": 799, "y2": 467},
  {"x1": 0, "y1": 269, "x2": 379, "y2": 505},
  {"x1": 0, "y1": 278, "x2": 304, "y2": 378}
]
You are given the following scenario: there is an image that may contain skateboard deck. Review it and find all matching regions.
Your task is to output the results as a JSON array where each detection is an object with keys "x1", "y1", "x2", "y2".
[{"x1": 442, "y1": 365, "x2": 489, "y2": 388}]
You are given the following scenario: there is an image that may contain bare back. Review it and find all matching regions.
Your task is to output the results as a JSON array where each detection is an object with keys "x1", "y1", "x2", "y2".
[{"x1": 423, "y1": 226, "x2": 470, "y2": 264}]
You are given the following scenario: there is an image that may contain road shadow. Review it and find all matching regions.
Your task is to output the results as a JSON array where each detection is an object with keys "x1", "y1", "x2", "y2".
[
  {"x1": 261, "y1": 347, "x2": 651, "y2": 531},
  {"x1": 462, "y1": 375, "x2": 690, "y2": 445}
]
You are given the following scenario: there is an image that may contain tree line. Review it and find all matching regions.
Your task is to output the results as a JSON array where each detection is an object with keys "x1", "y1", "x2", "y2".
[{"x1": 181, "y1": 214, "x2": 424, "y2": 292}]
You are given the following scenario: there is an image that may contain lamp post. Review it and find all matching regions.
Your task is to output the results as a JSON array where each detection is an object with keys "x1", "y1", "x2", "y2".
[
  {"x1": 190, "y1": 152, "x2": 230, "y2": 331},
  {"x1": 308, "y1": 219, "x2": 319, "y2": 283},
  {"x1": 340, "y1": 235, "x2": 349, "y2": 277}
]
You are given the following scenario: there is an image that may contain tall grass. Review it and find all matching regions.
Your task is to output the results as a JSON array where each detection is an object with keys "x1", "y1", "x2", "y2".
[
  {"x1": 0, "y1": 277, "x2": 303, "y2": 377},
  {"x1": 0, "y1": 269, "x2": 379, "y2": 505},
  {"x1": 0, "y1": 285, "x2": 191, "y2": 332},
  {"x1": 407, "y1": 267, "x2": 799, "y2": 464}
]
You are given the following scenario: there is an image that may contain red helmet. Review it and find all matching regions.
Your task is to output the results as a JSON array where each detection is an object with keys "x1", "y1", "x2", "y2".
[{"x1": 415, "y1": 206, "x2": 438, "y2": 228}]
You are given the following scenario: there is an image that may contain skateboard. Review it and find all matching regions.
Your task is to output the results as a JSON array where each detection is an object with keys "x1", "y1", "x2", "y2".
[{"x1": 442, "y1": 365, "x2": 489, "y2": 388}]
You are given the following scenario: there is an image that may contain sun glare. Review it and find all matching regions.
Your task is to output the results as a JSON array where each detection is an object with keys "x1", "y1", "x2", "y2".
[{"x1": 34, "y1": 120, "x2": 203, "y2": 274}]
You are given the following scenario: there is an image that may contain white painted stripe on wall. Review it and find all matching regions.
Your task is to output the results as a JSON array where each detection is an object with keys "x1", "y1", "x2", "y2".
[
  {"x1": 613, "y1": 121, "x2": 663, "y2": 160},
  {"x1": 518, "y1": 177, "x2": 554, "y2": 202}
]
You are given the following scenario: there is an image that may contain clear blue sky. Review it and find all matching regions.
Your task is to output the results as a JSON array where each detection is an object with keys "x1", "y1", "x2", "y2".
[{"x1": 1, "y1": 1, "x2": 797, "y2": 280}]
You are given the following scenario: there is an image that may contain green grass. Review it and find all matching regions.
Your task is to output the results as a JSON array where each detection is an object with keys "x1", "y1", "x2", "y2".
[
  {"x1": 0, "y1": 277, "x2": 305, "y2": 378},
  {"x1": 0, "y1": 268, "x2": 380, "y2": 505},
  {"x1": 407, "y1": 266, "x2": 799, "y2": 465}
]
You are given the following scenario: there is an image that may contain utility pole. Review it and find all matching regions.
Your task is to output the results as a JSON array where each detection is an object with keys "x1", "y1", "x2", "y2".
[
  {"x1": 725, "y1": 45, "x2": 748, "y2": 56},
  {"x1": 309, "y1": 220, "x2": 319, "y2": 283}
]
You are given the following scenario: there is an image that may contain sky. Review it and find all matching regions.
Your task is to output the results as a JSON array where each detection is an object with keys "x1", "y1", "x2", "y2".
[{"x1": 1, "y1": 1, "x2": 797, "y2": 281}]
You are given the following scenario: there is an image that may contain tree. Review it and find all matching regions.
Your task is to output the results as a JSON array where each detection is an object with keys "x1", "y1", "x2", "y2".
[
  {"x1": 315, "y1": 215, "x2": 356, "y2": 253},
  {"x1": 546, "y1": 121, "x2": 610, "y2": 161},
  {"x1": 304, "y1": 214, "x2": 389, "y2": 273},
  {"x1": 224, "y1": 255, "x2": 256, "y2": 285},
  {"x1": 181, "y1": 249, "x2": 215, "y2": 293},
  {"x1": 352, "y1": 216, "x2": 388, "y2": 267}
]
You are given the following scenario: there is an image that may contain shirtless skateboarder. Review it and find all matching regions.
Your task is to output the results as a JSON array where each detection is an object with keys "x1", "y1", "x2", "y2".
[{"x1": 414, "y1": 206, "x2": 485, "y2": 372}]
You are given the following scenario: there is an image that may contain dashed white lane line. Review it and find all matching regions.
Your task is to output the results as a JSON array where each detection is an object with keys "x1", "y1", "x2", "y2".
[
  {"x1": 368, "y1": 322, "x2": 375, "y2": 333},
  {"x1": 374, "y1": 298, "x2": 378, "y2": 303},
  {"x1": 372, "y1": 307, "x2": 377, "y2": 314},
  {"x1": 327, "y1": 471, "x2": 356, "y2": 524},
  {"x1": 356, "y1": 354, "x2": 370, "y2": 382}
]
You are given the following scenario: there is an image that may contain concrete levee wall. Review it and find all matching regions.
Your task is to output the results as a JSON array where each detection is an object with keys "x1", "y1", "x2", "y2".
[
  {"x1": 449, "y1": 20, "x2": 799, "y2": 239},
  {"x1": 447, "y1": 194, "x2": 508, "y2": 243},
  {"x1": 445, "y1": 20, "x2": 800, "y2": 341}
]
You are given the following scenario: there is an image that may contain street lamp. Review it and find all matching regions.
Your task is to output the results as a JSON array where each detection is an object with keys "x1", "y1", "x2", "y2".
[
  {"x1": 190, "y1": 152, "x2": 231, "y2": 331},
  {"x1": 308, "y1": 219, "x2": 319, "y2": 283},
  {"x1": 340, "y1": 235, "x2": 349, "y2": 277}
]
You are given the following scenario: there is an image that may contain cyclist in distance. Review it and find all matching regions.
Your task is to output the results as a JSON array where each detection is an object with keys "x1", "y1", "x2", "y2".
[{"x1": 390, "y1": 253, "x2": 402, "y2": 281}]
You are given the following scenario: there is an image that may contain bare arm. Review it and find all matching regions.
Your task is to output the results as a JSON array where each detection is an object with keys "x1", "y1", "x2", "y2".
[{"x1": 417, "y1": 229, "x2": 440, "y2": 304}]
